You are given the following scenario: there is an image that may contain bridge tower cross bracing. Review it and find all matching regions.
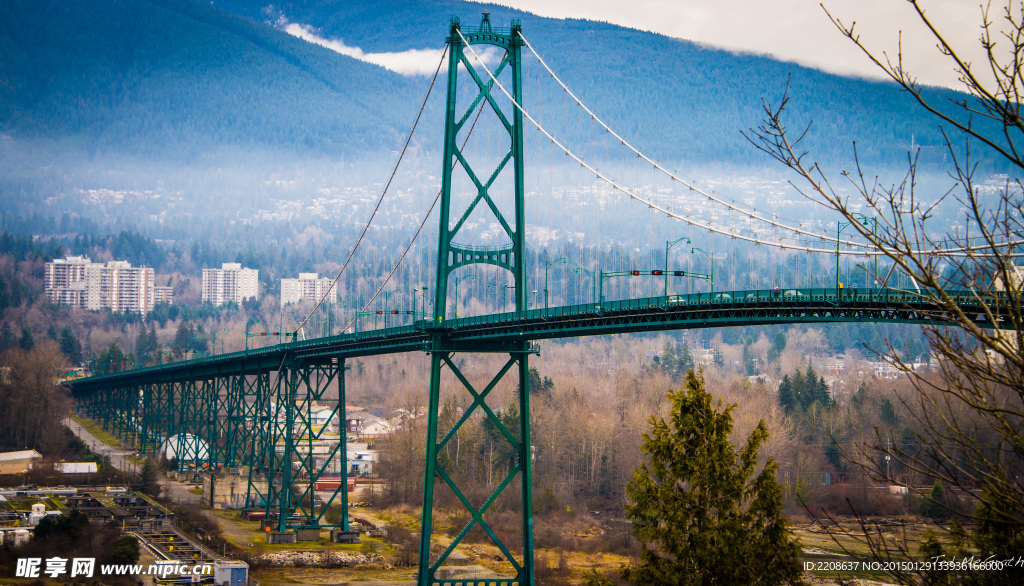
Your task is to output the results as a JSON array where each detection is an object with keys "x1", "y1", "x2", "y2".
[{"x1": 420, "y1": 13, "x2": 534, "y2": 586}]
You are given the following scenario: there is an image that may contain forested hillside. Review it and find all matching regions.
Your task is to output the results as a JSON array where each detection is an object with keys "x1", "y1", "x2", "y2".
[
  {"x1": 0, "y1": 0, "x2": 419, "y2": 159},
  {"x1": 0, "y1": 0, "x2": 999, "y2": 168}
]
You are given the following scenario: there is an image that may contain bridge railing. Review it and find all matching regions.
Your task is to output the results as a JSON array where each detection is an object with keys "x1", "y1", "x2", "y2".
[
  {"x1": 444, "y1": 286, "x2": 969, "y2": 329},
  {"x1": 74, "y1": 286, "x2": 1000, "y2": 382}
]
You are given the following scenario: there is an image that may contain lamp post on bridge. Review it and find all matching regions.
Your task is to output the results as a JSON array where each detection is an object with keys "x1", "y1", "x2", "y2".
[
  {"x1": 383, "y1": 289, "x2": 403, "y2": 328},
  {"x1": 411, "y1": 287, "x2": 428, "y2": 320},
  {"x1": 575, "y1": 267, "x2": 597, "y2": 304},
  {"x1": 544, "y1": 257, "x2": 567, "y2": 310},
  {"x1": 691, "y1": 247, "x2": 716, "y2": 295},
  {"x1": 666, "y1": 237, "x2": 691, "y2": 298},
  {"x1": 836, "y1": 213, "x2": 875, "y2": 299},
  {"x1": 453, "y1": 275, "x2": 474, "y2": 317},
  {"x1": 244, "y1": 319, "x2": 262, "y2": 351}
]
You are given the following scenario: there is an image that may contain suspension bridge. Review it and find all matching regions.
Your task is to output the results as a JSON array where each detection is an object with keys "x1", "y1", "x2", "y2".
[{"x1": 67, "y1": 13, "x2": 1008, "y2": 586}]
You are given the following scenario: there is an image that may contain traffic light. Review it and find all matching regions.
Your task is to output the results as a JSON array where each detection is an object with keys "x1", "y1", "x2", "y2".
[
  {"x1": 390, "y1": 310, "x2": 399, "y2": 314},
  {"x1": 673, "y1": 270, "x2": 686, "y2": 276},
  {"x1": 651, "y1": 270, "x2": 663, "y2": 276},
  {"x1": 631, "y1": 270, "x2": 640, "y2": 276},
  {"x1": 376, "y1": 311, "x2": 384, "y2": 315}
]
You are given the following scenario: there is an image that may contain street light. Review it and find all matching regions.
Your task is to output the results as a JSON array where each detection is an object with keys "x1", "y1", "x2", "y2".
[
  {"x1": 531, "y1": 289, "x2": 539, "y2": 308},
  {"x1": 503, "y1": 284, "x2": 515, "y2": 310},
  {"x1": 453, "y1": 275, "x2": 474, "y2": 317},
  {"x1": 383, "y1": 289, "x2": 403, "y2": 328},
  {"x1": 575, "y1": 267, "x2": 597, "y2": 304},
  {"x1": 691, "y1": 247, "x2": 715, "y2": 295},
  {"x1": 244, "y1": 319, "x2": 261, "y2": 351},
  {"x1": 411, "y1": 287, "x2": 428, "y2": 320},
  {"x1": 544, "y1": 257, "x2": 567, "y2": 309},
  {"x1": 666, "y1": 237, "x2": 691, "y2": 297}
]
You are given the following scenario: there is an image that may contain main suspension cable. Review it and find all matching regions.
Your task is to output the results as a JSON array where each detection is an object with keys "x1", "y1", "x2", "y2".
[
  {"x1": 295, "y1": 45, "x2": 448, "y2": 337},
  {"x1": 520, "y1": 33, "x2": 869, "y2": 248},
  {"x1": 338, "y1": 81, "x2": 492, "y2": 334}
]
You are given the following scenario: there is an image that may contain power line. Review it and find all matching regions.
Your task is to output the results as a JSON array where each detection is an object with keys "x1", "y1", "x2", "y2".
[{"x1": 520, "y1": 33, "x2": 866, "y2": 248}]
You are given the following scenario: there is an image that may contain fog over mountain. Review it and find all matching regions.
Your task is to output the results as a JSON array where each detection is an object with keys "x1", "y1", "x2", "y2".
[{"x1": 0, "y1": 0, "x2": 995, "y2": 242}]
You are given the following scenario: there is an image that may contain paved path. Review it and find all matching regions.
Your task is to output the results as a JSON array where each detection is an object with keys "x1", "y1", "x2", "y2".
[
  {"x1": 66, "y1": 417, "x2": 205, "y2": 504},
  {"x1": 66, "y1": 417, "x2": 138, "y2": 475}
]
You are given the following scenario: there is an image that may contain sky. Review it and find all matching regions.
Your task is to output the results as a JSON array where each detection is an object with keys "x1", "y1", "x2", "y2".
[
  {"x1": 486, "y1": 0, "x2": 994, "y2": 89},
  {"x1": 279, "y1": 0, "x2": 998, "y2": 88}
]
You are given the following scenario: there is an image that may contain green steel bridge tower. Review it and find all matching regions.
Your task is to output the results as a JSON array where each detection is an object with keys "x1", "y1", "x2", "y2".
[{"x1": 420, "y1": 13, "x2": 534, "y2": 585}]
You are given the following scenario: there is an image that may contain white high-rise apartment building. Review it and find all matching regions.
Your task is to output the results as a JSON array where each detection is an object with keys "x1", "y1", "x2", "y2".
[
  {"x1": 45, "y1": 256, "x2": 159, "y2": 314},
  {"x1": 280, "y1": 273, "x2": 337, "y2": 307},
  {"x1": 202, "y1": 263, "x2": 258, "y2": 306}
]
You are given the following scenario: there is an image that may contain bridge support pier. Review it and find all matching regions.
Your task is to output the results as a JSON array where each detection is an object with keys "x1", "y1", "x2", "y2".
[{"x1": 419, "y1": 341, "x2": 535, "y2": 586}]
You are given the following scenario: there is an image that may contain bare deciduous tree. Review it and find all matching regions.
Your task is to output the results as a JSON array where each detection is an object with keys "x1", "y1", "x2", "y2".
[{"x1": 745, "y1": 1, "x2": 1024, "y2": 582}]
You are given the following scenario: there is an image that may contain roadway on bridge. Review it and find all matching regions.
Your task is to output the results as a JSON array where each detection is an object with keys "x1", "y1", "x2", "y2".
[{"x1": 69, "y1": 287, "x2": 992, "y2": 395}]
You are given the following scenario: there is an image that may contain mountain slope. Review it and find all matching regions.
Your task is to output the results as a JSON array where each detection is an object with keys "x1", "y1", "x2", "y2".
[
  {"x1": 0, "y1": 0, "x2": 420, "y2": 159},
  {"x1": 213, "y1": 0, "x2": 982, "y2": 168},
  {"x1": 0, "y1": 0, "x2": 994, "y2": 168}
]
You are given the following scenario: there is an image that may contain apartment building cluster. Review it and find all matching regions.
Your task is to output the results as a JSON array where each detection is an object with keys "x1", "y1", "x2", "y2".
[
  {"x1": 46, "y1": 257, "x2": 337, "y2": 313},
  {"x1": 44, "y1": 256, "x2": 172, "y2": 314},
  {"x1": 280, "y1": 272, "x2": 336, "y2": 308},
  {"x1": 201, "y1": 263, "x2": 259, "y2": 306}
]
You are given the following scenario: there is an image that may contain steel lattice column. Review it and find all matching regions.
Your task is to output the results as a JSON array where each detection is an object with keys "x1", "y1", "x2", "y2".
[{"x1": 420, "y1": 13, "x2": 534, "y2": 585}]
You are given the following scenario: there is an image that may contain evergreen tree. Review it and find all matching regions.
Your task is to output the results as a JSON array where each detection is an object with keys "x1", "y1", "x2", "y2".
[
  {"x1": 880, "y1": 398, "x2": 898, "y2": 426},
  {"x1": 59, "y1": 326, "x2": 82, "y2": 364},
  {"x1": 743, "y1": 339, "x2": 756, "y2": 375},
  {"x1": 824, "y1": 438, "x2": 846, "y2": 472},
  {"x1": 805, "y1": 365, "x2": 832, "y2": 408},
  {"x1": 135, "y1": 459, "x2": 161, "y2": 498},
  {"x1": 778, "y1": 366, "x2": 833, "y2": 412},
  {"x1": 921, "y1": 481, "x2": 948, "y2": 521},
  {"x1": 135, "y1": 327, "x2": 151, "y2": 365},
  {"x1": 677, "y1": 341, "x2": 695, "y2": 374},
  {"x1": 659, "y1": 341, "x2": 678, "y2": 375},
  {"x1": 0, "y1": 323, "x2": 13, "y2": 353},
  {"x1": 147, "y1": 323, "x2": 158, "y2": 360},
  {"x1": 19, "y1": 325, "x2": 34, "y2": 350},
  {"x1": 108, "y1": 535, "x2": 141, "y2": 565},
  {"x1": 624, "y1": 371, "x2": 802, "y2": 585},
  {"x1": 0, "y1": 279, "x2": 9, "y2": 312},
  {"x1": 96, "y1": 343, "x2": 129, "y2": 373},
  {"x1": 173, "y1": 320, "x2": 192, "y2": 353},
  {"x1": 778, "y1": 375, "x2": 795, "y2": 413}
]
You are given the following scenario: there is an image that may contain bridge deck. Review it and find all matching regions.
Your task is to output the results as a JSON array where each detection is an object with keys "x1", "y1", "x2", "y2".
[{"x1": 68, "y1": 287, "x2": 998, "y2": 393}]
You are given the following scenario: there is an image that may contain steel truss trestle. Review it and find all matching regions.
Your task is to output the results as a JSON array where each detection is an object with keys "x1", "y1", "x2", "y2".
[{"x1": 75, "y1": 356, "x2": 350, "y2": 532}]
